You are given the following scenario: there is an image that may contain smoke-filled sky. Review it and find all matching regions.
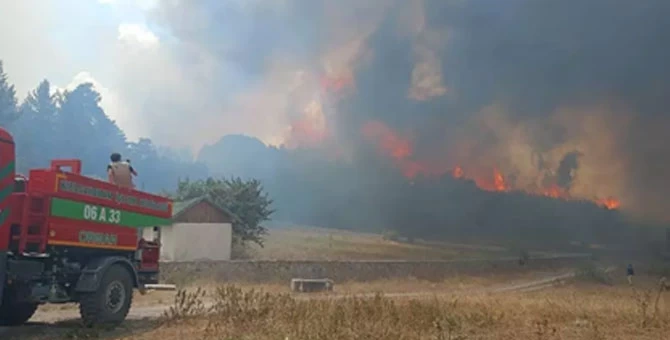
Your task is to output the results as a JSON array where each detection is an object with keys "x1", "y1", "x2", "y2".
[{"x1": 2, "y1": 0, "x2": 670, "y2": 220}]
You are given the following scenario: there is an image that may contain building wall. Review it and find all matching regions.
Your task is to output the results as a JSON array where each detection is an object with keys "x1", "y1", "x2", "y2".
[
  {"x1": 141, "y1": 199, "x2": 235, "y2": 262},
  {"x1": 159, "y1": 222, "x2": 232, "y2": 262},
  {"x1": 159, "y1": 226, "x2": 176, "y2": 261}
]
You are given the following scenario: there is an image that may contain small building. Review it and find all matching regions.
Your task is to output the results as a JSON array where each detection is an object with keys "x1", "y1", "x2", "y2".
[{"x1": 144, "y1": 196, "x2": 236, "y2": 262}]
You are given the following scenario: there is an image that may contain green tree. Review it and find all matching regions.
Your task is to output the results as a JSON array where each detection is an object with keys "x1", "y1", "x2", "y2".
[
  {"x1": 0, "y1": 61, "x2": 18, "y2": 126},
  {"x1": 11, "y1": 80, "x2": 59, "y2": 171},
  {"x1": 0, "y1": 62, "x2": 208, "y2": 194},
  {"x1": 173, "y1": 177, "x2": 274, "y2": 247},
  {"x1": 126, "y1": 138, "x2": 209, "y2": 192},
  {"x1": 56, "y1": 83, "x2": 127, "y2": 173}
]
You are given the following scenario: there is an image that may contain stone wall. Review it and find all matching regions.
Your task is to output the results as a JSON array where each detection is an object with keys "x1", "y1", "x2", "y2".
[{"x1": 159, "y1": 254, "x2": 592, "y2": 284}]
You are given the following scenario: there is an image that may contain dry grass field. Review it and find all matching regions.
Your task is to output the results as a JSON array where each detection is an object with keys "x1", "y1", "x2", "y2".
[
  {"x1": 9, "y1": 269, "x2": 670, "y2": 340},
  {"x1": 4, "y1": 226, "x2": 660, "y2": 340},
  {"x1": 244, "y1": 225, "x2": 516, "y2": 260},
  {"x1": 135, "y1": 276, "x2": 670, "y2": 340},
  {"x1": 35, "y1": 269, "x2": 569, "y2": 315}
]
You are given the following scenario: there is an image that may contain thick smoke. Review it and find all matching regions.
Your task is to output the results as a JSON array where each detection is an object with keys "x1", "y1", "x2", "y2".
[{"x1": 151, "y1": 0, "x2": 670, "y2": 222}]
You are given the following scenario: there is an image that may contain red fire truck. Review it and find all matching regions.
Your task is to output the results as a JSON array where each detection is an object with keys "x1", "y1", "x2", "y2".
[{"x1": 0, "y1": 127, "x2": 172, "y2": 327}]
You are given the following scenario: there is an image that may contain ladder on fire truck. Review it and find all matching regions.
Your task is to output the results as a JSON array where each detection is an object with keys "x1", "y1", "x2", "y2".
[{"x1": 13, "y1": 160, "x2": 82, "y2": 255}]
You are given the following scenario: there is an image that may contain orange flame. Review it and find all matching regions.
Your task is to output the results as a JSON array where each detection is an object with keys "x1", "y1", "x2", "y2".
[
  {"x1": 493, "y1": 168, "x2": 508, "y2": 191},
  {"x1": 360, "y1": 120, "x2": 621, "y2": 209},
  {"x1": 361, "y1": 121, "x2": 413, "y2": 161},
  {"x1": 596, "y1": 197, "x2": 621, "y2": 210},
  {"x1": 542, "y1": 184, "x2": 570, "y2": 199},
  {"x1": 462, "y1": 167, "x2": 510, "y2": 192},
  {"x1": 284, "y1": 97, "x2": 330, "y2": 150},
  {"x1": 453, "y1": 166, "x2": 464, "y2": 179}
]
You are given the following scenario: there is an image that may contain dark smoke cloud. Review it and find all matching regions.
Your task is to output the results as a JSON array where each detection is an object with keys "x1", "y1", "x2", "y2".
[
  {"x1": 152, "y1": 0, "x2": 670, "y2": 222},
  {"x1": 556, "y1": 151, "x2": 581, "y2": 190}
]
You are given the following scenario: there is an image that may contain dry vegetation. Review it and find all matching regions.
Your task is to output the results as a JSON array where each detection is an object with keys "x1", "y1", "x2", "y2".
[
  {"x1": 5, "y1": 226, "x2": 659, "y2": 340},
  {"x1": 11, "y1": 271, "x2": 669, "y2": 340},
  {"x1": 244, "y1": 225, "x2": 515, "y2": 260},
  {"x1": 36, "y1": 270, "x2": 566, "y2": 315},
  {"x1": 117, "y1": 281, "x2": 670, "y2": 339},
  {"x1": 148, "y1": 277, "x2": 670, "y2": 340}
]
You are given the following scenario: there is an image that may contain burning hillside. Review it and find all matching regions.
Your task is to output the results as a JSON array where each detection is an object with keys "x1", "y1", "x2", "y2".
[
  {"x1": 281, "y1": 68, "x2": 624, "y2": 211},
  {"x1": 279, "y1": 61, "x2": 626, "y2": 212},
  {"x1": 359, "y1": 119, "x2": 621, "y2": 210},
  {"x1": 161, "y1": 0, "x2": 670, "y2": 225}
]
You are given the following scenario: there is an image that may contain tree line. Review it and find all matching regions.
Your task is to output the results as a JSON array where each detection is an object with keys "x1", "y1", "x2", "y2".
[
  {"x1": 0, "y1": 60, "x2": 659, "y2": 252},
  {"x1": 198, "y1": 132, "x2": 659, "y2": 253},
  {"x1": 0, "y1": 61, "x2": 272, "y2": 247}
]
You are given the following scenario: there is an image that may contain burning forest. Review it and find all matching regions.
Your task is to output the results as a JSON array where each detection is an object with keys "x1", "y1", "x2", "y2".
[
  {"x1": 176, "y1": 0, "x2": 670, "y2": 246},
  {"x1": 359, "y1": 118, "x2": 620, "y2": 210}
]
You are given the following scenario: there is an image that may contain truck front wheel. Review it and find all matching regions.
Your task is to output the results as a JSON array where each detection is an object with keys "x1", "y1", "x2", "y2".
[
  {"x1": 0, "y1": 286, "x2": 39, "y2": 326},
  {"x1": 79, "y1": 264, "x2": 134, "y2": 328}
]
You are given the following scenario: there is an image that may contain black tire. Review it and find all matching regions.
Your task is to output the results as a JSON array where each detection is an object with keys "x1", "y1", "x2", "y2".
[
  {"x1": 79, "y1": 264, "x2": 134, "y2": 328},
  {"x1": 0, "y1": 287, "x2": 39, "y2": 326}
]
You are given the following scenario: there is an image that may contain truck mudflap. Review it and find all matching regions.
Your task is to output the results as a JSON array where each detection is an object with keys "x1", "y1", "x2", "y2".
[
  {"x1": 0, "y1": 251, "x2": 6, "y2": 305},
  {"x1": 74, "y1": 256, "x2": 142, "y2": 293}
]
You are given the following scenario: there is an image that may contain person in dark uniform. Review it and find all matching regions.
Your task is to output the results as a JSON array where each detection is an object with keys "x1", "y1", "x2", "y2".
[{"x1": 626, "y1": 263, "x2": 635, "y2": 285}]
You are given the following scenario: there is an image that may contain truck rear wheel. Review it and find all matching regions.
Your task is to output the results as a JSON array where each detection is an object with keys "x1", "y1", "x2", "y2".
[
  {"x1": 79, "y1": 264, "x2": 134, "y2": 328},
  {"x1": 0, "y1": 287, "x2": 39, "y2": 326}
]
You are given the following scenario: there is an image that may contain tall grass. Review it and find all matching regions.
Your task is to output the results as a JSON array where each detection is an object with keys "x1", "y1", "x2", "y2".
[{"x1": 153, "y1": 283, "x2": 670, "y2": 340}]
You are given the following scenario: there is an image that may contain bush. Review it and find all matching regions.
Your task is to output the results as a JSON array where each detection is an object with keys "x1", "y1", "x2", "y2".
[
  {"x1": 161, "y1": 287, "x2": 208, "y2": 321},
  {"x1": 173, "y1": 177, "x2": 275, "y2": 247},
  {"x1": 576, "y1": 262, "x2": 613, "y2": 285}
]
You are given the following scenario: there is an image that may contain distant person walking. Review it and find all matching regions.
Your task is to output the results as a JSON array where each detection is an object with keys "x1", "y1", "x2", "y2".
[{"x1": 626, "y1": 263, "x2": 635, "y2": 285}]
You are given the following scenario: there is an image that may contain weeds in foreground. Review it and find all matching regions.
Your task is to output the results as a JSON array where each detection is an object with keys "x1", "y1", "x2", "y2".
[
  {"x1": 149, "y1": 283, "x2": 670, "y2": 340},
  {"x1": 632, "y1": 277, "x2": 669, "y2": 328},
  {"x1": 161, "y1": 287, "x2": 208, "y2": 320},
  {"x1": 62, "y1": 327, "x2": 102, "y2": 340}
]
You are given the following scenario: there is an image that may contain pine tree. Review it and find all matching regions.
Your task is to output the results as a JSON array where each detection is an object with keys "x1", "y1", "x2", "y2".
[
  {"x1": 12, "y1": 80, "x2": 59, "y2": 170},
  {"x1": 0, "y1": 61, "x2": 18, "y2": 126}
]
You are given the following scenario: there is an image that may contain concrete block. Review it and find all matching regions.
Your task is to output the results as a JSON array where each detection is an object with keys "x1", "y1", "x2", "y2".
[
  {"x1": 290, "y1": 278, "x2": 334, "y2": 293},
  {"x1": 145, "y1": 284, "x2": 177, "y2": 291}
]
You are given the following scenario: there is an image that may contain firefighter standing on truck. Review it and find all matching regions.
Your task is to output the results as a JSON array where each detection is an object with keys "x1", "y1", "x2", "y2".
[{"x1": 107, "y1": 153, "x2": 137, "y2": 189}]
